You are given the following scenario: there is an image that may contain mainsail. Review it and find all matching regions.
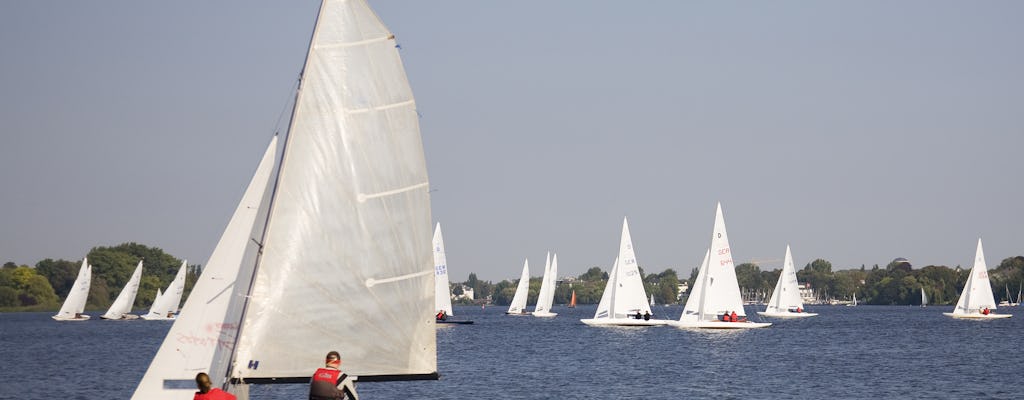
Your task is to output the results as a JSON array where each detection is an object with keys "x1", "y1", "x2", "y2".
[
  {"x1": 679, "y1": 203, "x2": 746, "y2": 322},
  {"x1": 506, "y1": 260, "x2": 530, "y2": 314},
  {"x1": 534, "y1": 252, "x2": 557, "y2": 316},
  {"x1": 433, "y1": 223, "x2": 454, "y2": 316},
  {"x1": 134, "y1": 0, "x2": 437, "y2": 395},
  {"x1": 102, "y1": 260, "x2": 143, "y2": 320}
]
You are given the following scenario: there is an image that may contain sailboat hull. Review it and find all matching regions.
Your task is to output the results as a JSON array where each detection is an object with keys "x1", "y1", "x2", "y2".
[
  {"x1": 942, "y1": 312, "x2": 1011, "y2": 319},
  {"x1": 505, "y1": 311, "x2": 532, "y2": 316},
  {"x1": 139, "y1": 314, "x2": 176, "y2": 321},
  {"x1": 51, "y1": 315, "x2": 90, "y2": 321},
  {"x1": 580, "y1": 318, "x2": 668, "y2": 327},
  {"x1": 668, "y1": 320, "x2": 772, "y2": 329},
  {"x1": 532, "y1": 311, "x2": 557, "y2": 318},
  {"x1": 100, "y1": 314, "x2": 139, "y2": 320},
  {"x1": 756, "y1": 311, "x2": 817, "y2": 319}
]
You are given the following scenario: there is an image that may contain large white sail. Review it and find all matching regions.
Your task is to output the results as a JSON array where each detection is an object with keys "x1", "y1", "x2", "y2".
[
  {"x1": 53, "y1": 258, "x2": 91, "y2": 320},
  {"x1": 433, "y1": 223, "x2": 454, "y2": 316},
  {"x1": 952, "y1": 239, "x2": 997, "y2": 314},
  {"x1": 143, "y1": 260, "x2": 188, "y2": 319},
  {"x1": 102, "y1": 261, "x2": 143, "y2": 320},
  {"x1": 230, "y1": 0, "x2": 436, "y2": 382},
  {"x1": 132, "y1": 136, "x2": 277, "y2": 399},
  {"x1": 507, "y1": 259, "x2": 531, "y2": 314},
  {"x1": 765, "y1": 246, "x2": 804, "y2": 313},
  {"x1": 679, "y1": 203, "x2": 747, "y2": 322}
]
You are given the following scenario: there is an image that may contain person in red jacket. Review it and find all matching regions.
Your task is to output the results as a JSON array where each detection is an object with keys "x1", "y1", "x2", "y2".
[
  {"x1": 193, "y1": 373, "x2": 236, "y2": 400},
  {"x1": 310, "y1": 351, "x2": 358, "y2": 400},
  {"x1": 730, "y1": 311, "x2": 738, "y2": 322}
]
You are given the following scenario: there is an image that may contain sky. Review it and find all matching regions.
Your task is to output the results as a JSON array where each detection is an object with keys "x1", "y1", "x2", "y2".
[{"x1": 1, "y1": 1, "x2": 1022, "y2": 282}]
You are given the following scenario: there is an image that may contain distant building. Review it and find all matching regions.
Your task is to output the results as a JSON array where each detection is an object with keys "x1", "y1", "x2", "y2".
[
  {"x1": 453, "y1": 286, "x2": 474, "y2": 301},
  {"x1": 676, "y1": 282, "x2": 690, "y2": 301},
  {"x1": 799, "y1": 282, "x2": 815, "y2": 303}
]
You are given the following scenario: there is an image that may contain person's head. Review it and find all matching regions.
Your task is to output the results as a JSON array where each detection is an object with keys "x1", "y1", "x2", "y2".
[
  {"x1": 325, "y1": 351, "x2": 341, "y2": 368},
  {"x1": 195, "y1": 372, "x2": 213, "y2": 394}
]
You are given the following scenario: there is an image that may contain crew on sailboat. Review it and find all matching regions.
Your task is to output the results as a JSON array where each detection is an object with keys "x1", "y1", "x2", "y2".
[
  {"x1": 310, "y1": 351, "x2": 357, "y2": 400},
  {"x1": 982, "y1": 307, "x2": 991, "y2": 315},
  {"x1": 192, "y1": 373, "x2": 235, "y2": 400},
  {"x1": 435, "y1": 310, "x2": 447, "y2": 321}
]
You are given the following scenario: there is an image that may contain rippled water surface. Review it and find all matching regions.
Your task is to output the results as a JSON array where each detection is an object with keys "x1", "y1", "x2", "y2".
[{"x1": 1, "y1": 305, "x2": 1020, "y2": 399}]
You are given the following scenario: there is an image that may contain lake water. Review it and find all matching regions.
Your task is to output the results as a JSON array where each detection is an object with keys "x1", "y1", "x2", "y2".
[{"x1": 1, "y1": 305, "x2": 1019, "y2": 399}]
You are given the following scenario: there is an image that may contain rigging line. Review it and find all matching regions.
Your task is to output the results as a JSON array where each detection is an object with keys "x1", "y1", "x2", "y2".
[{"x1": 271, "y1": 78, "x2": 302, "y2": 136}]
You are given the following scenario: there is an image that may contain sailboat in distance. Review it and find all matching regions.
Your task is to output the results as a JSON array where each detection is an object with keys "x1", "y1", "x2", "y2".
[
  {"x1": 141, "y1": 260, "x2": 187, "y2": 320},
  {"x1": 581, "y1": 218, "x2": 665, "y2": 326},
  {"x1": 433, "y1": 224, "x2": 472, "y2": 325},
  {"x1": 920, "y1": 287, "x2": 928, "y2": 307},
  {"x1": 533, "y1": 253, "x2": 559, "y2": 317},
  {"x1": 101, "y1": 260, "x2": 143, "y2": 320},
  {"x1": 52, "y1": 258, "x2": 91, "y2": 321},
  {"x1": 943, "y1": 239, "x2": 1011, "y2": 319},
  {"x1": 757, "y1": 246, "x2": 816, "y2": 319},
  {"x1": 133, "y1": 1, "x2": 437, "y2": 397},
  {"x1": 506, "y1": 259, "x2": 532, "y2": 315},
  {"x1": 670, "y1": 203, "x2": 771, "y2": 329}
]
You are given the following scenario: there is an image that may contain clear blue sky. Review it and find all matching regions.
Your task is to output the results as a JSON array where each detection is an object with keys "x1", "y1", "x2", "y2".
[{"x1": 1, "y1": 1, "x2": 1022, "y2": 281}]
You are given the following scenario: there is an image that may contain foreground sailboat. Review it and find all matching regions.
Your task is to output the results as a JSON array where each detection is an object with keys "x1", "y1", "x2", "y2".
[
  {"x1": 52, "y1": 258, "x2": 91, "y2": 321},
  {"x1": 506, "y1": 260, "x2": 532, "y2": 315},
  {"x1": 671, "y1": 203, "x2": 771, "y2": 329},
  {"x1": 101, "y1": 260, "x2": 143, "y2": 320},
  {"x1": 433, "y1": 224, "x2": 472, "y2": 325},
  {"x1": 757, "y1": 246, "x2": 816, "y2": 318},
  {"x1": 133, "y1": 1, "x2": 438, "y2": 397},
  {"x1": 533, "y1": 253, "x2": 558, "y2": 317},
  {"x1": 141, "y1": 260, "x2": 187, "y2": 320},
  {"x1": 582, "y1": 218, "x2": 666, "y2": 326},
  {"x1": 944, "y1": 239, "x2": 1011, "y2": 319}
]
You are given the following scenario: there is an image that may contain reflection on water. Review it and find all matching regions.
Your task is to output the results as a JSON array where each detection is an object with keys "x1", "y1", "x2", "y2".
[{"x1": 0, "y1": 304, "x2": 1020, "y2": 399}]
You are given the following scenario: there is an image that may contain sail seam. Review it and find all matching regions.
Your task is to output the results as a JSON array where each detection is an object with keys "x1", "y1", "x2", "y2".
[
  {"x1": 346, "y1": 99, "x2": 415, "y2": 115},
  {"x1": 365, "y1": 269, "x2": 432, "y2": 288},
  {"x1": 316, "y1": 34, "x2": 394, "y2": 50},
  {"x1": 357, "y1": 181, "x2": 429, "y2": 203}
]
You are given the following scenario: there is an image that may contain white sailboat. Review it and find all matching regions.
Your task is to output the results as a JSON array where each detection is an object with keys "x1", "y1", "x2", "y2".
[
  {"x1": 52, "y1": 258, "x2": 91, "y2": 321},
  {"x1": 433, "y1": 224, "x2": 471, "y2": 325},
  {"x1": 506, "y1": 259, "x2": 532, "y2": 315},
  {"x1": 757, "y1": 246, "x2": 816, "y2": 318},
  {"x1": 670, "y1": 203, "x2": 771, "y2": 329},
  {"x1": 920, "y1": 287, "x2": 928, "y2": 307},
  {"x1": 943, "y1": 239, "x2": 1011, "y2": 319},
  {"x1": 533, "y1": 252, "x2": 558, "y2": 317},
  {"x1": 142, "y1": 260, "x2": 187, "y2": 320},
  {"x1": 433, "y1": 223, "x2": 454, "y2": 317},
  {"x1": 133, "y1": 1, "x2": 437, "y2": 397},
  {"x1": 582, "y1": 218, "x2": 665, "y2": 326},
  {"x1": 101, "y1": 260, "x2": 143, "y2": 320},
  {"x1": 846, "y1": 292, "x2": 857, "y2": 307},
  {"x1": 650, "y1": 294, "x2": 656, "y2": 307}
]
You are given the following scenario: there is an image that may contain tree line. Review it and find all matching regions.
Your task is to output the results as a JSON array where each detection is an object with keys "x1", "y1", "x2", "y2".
[
  {"x1": 451, "y1": 255, "x2": 1024, "y2": 307},
  {"x1": 0, "y1": 242, "x2": 198, "y2": 311}
]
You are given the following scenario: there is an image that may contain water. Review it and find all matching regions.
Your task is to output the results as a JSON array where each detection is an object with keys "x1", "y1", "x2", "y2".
[{"x1": 1, "y1": 305, "x2": 1019, "y2": 399}]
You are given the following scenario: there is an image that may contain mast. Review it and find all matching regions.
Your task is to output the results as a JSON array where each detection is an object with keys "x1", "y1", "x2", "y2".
[{"x1": 224, "y1": 0, "x2": 325, "y2": 384}]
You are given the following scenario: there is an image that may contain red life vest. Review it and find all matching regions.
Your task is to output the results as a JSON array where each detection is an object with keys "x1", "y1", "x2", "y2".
[
  {"x1": 730, "y1": 312, "x2": 738, "y2": 322},
  {"x1": 721, "y1": 314, "x2": 729, "y2": 322},
  {"x1": 313, "y1": 367, "x2": 342, "y2": 386},
  {"x1": 193, "y1": 388, "x2": 237, "y2": 400}
]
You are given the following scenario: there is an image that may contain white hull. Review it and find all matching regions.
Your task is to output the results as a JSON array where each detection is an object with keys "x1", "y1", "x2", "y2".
[
  {"x1": 943, "y1": 312, "x2": 1011, "y2": 319},
  {"x1": 532, "y1": 311, "x2": 557, "y2": 318},
  {"x1": 669, "y1": 320, "x2": 772, "y2": 329},
  {"x1": 140, "y1": 314, "x2": 176, "y2": 321},
  {"x1": 52, "y1": 315, "x2": 90, "y2": 321},
  {"x1": 101, "y1": 314, "x2": 139, "y2": 320},
  {"x1": 580, "y1": 318, "x2": 668, "y2": 327},
  {"x1": 756, "y1": 311, "x2": 817, "y2": 319},
  {"x1": 505, "y1": 311, "x2": 532, "y2": 316}
]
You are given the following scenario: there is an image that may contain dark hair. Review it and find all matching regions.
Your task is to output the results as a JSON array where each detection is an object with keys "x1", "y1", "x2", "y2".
[
  {"x1": 326, "y1": 351, "x2": 341, "y2": 361},
  {"x1": 195, "y1": 372, "x2": 212, "y2": 393}
]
